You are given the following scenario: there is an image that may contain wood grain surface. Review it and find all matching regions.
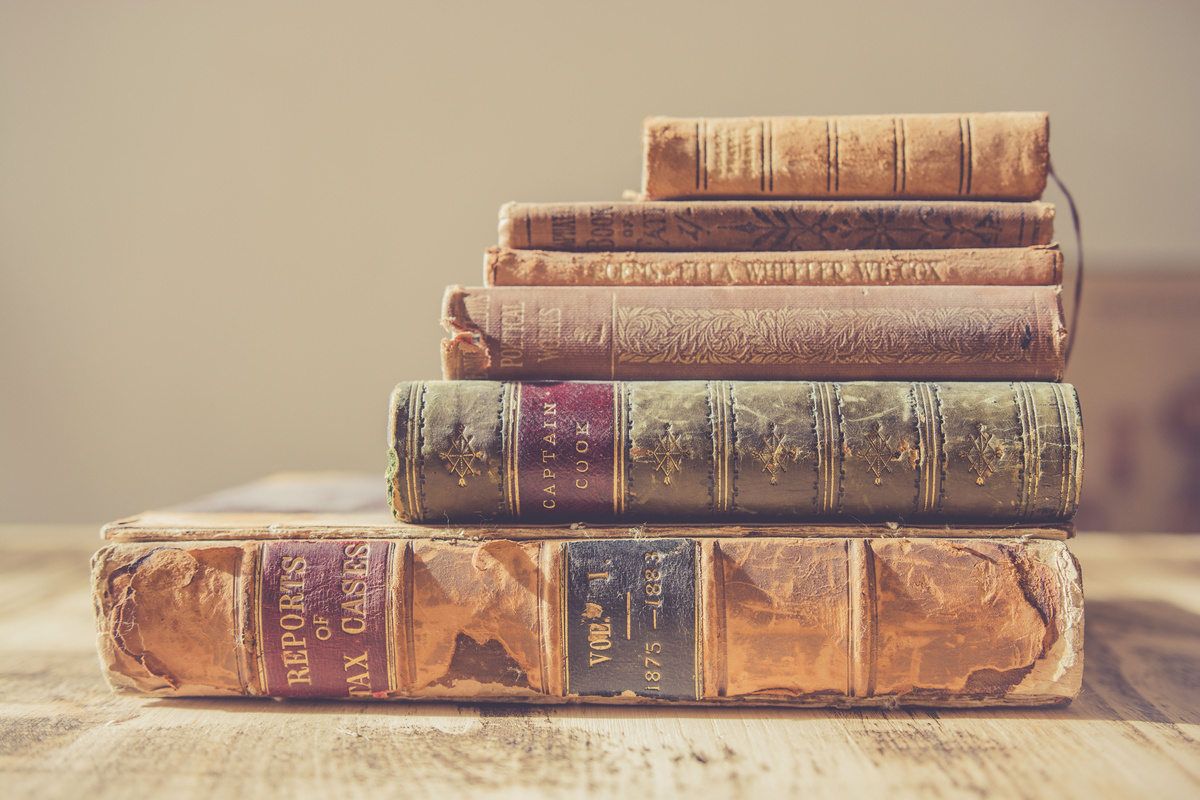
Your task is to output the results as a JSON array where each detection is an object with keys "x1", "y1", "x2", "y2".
[{"x1": 2, "y1": 526, "x2": 1198, "y2": 799}]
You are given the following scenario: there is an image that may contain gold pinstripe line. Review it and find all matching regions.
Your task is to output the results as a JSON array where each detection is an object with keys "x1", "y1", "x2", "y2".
[
  {"x1": 1064, "y1": 383, "x2": 1080, "y2": 516},
  {"x1": 1027, "y1": 382, "x2": 1042, "y2": 519},
  {"x1": 917, "y1": 383, "x2": 938, "y2": 514},
  {"x1": 384, "y1": 541, "x2": 398, "y2": 693},
  {"x1": 511, "y1": 383, "x2": 523, "y2": 518},
  {"x1": 253, "y1": 544, "x2": 268, "y2": 695},
  {"x1": 916, "y1": 384, "x2": 929, "y2": 513},
  {"x1": 925, "y1": 384, "x2": 935, "y2": 513},
  {"x1": 406, "y1": 382, "x2": 424, "y2": 521},
  {"x1": 828, "y1": 383, "x2": 838, "y2": 513},
  {"x1": 815, "y1": 384, "x2": 827, "y2": 513},
  {"x1": 502, "y1": 382, "x2": 513, "y2": 516},
  {"x1": 1051, "y1": 383, "x2": 1070, "y2": 517},
  {"x1": 1059, "y1": 384, "x2": 1079, "y2": 516},
  {"x1": 1052, "y1": 383, "x2": 1070, "y2": 516},
  {"x1": 714, "y1": 381, "x2": 731, "y2": 514},
  {"x1": 1019, "y1": 382, "x2": 1034, "y2": 518},
  {"x1": 823, "y1": 383, "x2": 837, "y2": 514},
  {"x1": 929, "y1": 384, "x2": 941, "y2": 514}
]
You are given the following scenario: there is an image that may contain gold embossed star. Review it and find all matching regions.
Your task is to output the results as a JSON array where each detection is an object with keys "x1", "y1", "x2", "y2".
[
  {"x1": 440, "y1": 425, "x2": 485, "y2": 487},
  {"x1": 647, "y1": 431, "x2": 690, "y2": 486},
  {"x1": 751, "y1": 427, "x2": 800, "y2": 486},
  {"x1": 863, "y1": 421, "x2": 894, "y2": 486},
  {"x1": 961, "y1": 422, "x2": 1003, "y2": 485}
]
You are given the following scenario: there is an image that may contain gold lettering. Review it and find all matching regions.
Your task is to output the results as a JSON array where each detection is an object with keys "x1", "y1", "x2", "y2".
[
  {"x1": 576, "y1": 478, "x2": 588, "y2": 489},
  {"x1": 343, "y1": 651, "x2": 369, "y2": 671},
  {"x1": 537, "y1": 307, "x2": 562, "y2": 363},
  {"x1": 543, "y1": 432, "x2": 556, "y2": 445},
  {"x1": 576, "y1": 440, "x2": 589, "y2": 454},
  {"x1": 589, "y1": 652, "x2": 612, "y2": 666},
  {"x1": 341, "y1": 616, "x2": 366, "y2": 634},
  {"x1": 279, "y1": 594, "x2": 304, "y2": 612},
  {"x1": 543, "y1": 468, "x2": 555, "y2": 478},
  {"x1": 281, "y1": 632, "x2": 306, "y2": 648},
  {"x1": 281, "y1": 556, "x2": 307, "y2": 573},
  {"x1": 280, "y1": 614, "x2": 305, "y2": 631},
  {"x1": 543, "y1": 484, "x2": 556, "y2": 496},
  {"x1": 281, "y1": 649, "x2": 308, "y2": 666},
  {"x1": 575, "y1": 422, "x2": 589, "y2": 435},
  {"x1": 286, "y1": 668, "x2": 311, "y2": 686},
  {"x1": 542, "y1": 499, "x2": 556, "y2": 509}
]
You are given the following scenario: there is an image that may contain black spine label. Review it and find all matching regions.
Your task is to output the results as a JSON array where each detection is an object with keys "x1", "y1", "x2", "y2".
[{"x1": 564, "y1": 538, "x2": 699, "y2": 701}]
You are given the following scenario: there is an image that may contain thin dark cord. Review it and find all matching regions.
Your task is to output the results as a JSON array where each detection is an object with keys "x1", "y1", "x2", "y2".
[{"x1": 1049, "y1": 161, "x2": 1083, "y2": 366}]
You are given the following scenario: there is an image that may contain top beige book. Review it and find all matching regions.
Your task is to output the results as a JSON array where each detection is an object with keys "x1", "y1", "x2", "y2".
[{"x1": 642, "y1": 113, "x2": 1049, "y2": 201}]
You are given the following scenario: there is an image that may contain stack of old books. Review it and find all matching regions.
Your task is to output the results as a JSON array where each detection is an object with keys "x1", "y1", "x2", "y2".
[{"x1": 93, "y1": 113, "x2": 1083, "y2": 709}]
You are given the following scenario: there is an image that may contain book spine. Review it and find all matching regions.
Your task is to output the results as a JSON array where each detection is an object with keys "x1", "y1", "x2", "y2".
[
  {"x1": 387, "y1": 380, "x2": 1083, "y2": 525},
  {"x1": 641, "y1": 113, "x2": 1050, "y2": 201},
  {"x1": 498, "y1": 201, "x2": 1054, "y2": 252},
  {"x1": 484, "y1": 246, "x2": 1063, "y2": 287},
  {"x1": 92, "y1": 536, "x2": 1083, "y2": 706},
  {"x1": 440, "y1": 285, "x2": 1067, "y2": 381}
]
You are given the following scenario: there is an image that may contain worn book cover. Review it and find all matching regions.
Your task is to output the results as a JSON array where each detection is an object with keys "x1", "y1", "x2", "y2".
[
  {"x1": 641, "y1": 113, "x2": 1049, "y2": 201},
  {"x1": 499, "y1": 201, "x2": 1054, "y2": 252},
  {"x1": 484, "y1": 246, "x2": 1064, "y2": 287},
  {"x1": 388, "y1": 382, "x2": 1083, "y2": 525},
  {"x1": 441, "y1": 285, "x2": 1068, "y2": 381},
  {"x1": 93, "y1": 474, "x2": 1082, "y2": 707}
]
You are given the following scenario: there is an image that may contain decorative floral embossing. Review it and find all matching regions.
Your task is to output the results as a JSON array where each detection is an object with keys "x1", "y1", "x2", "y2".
[
  {"x1": 440, "y1": 425, "x2": 485, "y2": 487},
  {"x1": 961, "y1": 422, "x2": 1004, "y2": 485},
  {"x1": 615, "y1": 306, "x2": 1036, "y2": 366},
  {"x1": 749, "y1": 426, "x2": 801, "y2": 485},
  {"x1": 715, "y1": 204, "x2": 1004, "y2": 250}
]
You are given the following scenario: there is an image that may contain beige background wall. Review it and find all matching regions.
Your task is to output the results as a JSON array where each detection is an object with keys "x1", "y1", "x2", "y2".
[{"x1": 3, "y1": 0, "x2": 1199, "y2": 524}]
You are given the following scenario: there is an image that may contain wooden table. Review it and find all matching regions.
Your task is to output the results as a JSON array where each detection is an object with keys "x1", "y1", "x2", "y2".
[{"x1": 2, "y1": 526, "x2": 1197, "y2": 799}]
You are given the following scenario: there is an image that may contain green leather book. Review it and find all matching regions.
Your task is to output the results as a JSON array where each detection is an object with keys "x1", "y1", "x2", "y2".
[{"x1": 387, "y1": 380, "x2": 1082, "y2": 525}]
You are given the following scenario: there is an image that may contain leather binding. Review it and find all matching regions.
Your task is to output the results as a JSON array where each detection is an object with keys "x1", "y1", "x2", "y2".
[
  {"x1": 498, "y1": 201, "x2": 1053, "y2": 252},
  {"x1": 440, "y1": 285, "x2": 1067, "y2": 381},
  {"x1": 92, "y1": 533, "x2": 1082, "y2": 707},
  {"x1": 641, "y1": 113, "x2": 1049, "y2": 201},
  {"x1": 386, "y1": 381, "x2": 1083, "y2": 525},
  {"x1": 484, "y1": 246, "x2": 1064, "y2": 287}
]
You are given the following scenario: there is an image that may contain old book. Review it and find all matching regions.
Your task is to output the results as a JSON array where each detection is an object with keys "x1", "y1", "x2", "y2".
[
  {"x1": 641, "y1": 113, "x2": 1050, "y2": 201},
  {"x1": 441, "y1": 285, "x2": 1067, "y2": 381},
  {"x1": 387, "y1": 381, "x2": 1082, "y2": 525},
  {"x1": 484, "y1": 245, "x2": 1063, "y2": 287},
  {"x1": 498, "y1": 200, "x2": 1054, "y2": 252},
  {"x1": 107, "y1": 472, "x2": 1073, "y2": 543},
  {"x1": 93, "y1": 478, "x2": 1083, "y2": 707}
]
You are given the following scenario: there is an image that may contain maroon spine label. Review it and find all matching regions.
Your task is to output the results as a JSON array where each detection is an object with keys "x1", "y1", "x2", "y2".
[
  {"x1": 258, "y1": 540, "x2": 395, "y2": 698},
  {"x1": 515, "y1": 382, "x2": 616, "y2": 519}
]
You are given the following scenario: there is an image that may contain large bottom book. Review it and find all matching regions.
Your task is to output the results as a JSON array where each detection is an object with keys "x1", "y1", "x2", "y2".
[{"x1": 93, "y1": 474, "x2": 1083, "y2": 707}]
